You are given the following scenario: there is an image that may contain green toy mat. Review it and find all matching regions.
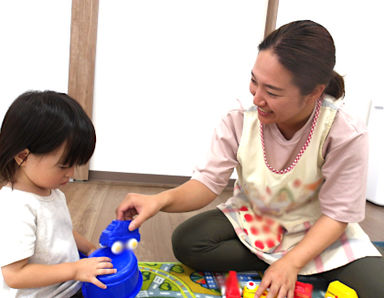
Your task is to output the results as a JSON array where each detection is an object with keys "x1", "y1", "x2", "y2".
[
  {"x1": 137, "y1": 262, "x2": 328, "y2": 297},
  {"x1": 136, "y1": 242, "x2": 384, "y2": 297}
]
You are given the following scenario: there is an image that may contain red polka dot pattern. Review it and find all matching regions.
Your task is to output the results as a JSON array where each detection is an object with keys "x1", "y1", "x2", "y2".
[
  {"x1": 244, "y1": 214, "x2": 253, "y2": 222},
  {"x1": 255, "y1": 240, "x2": 264, "y2": 250},
  {"x1": 250, "y1": 227, "x2": 259, "y2": 235},
  {"x1": 239, "y1": 205, "x2": 284, "y2": 253}
]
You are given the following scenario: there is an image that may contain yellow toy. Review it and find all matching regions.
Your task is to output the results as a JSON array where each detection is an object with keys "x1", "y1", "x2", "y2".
[
  {"x1": 325, "y1": 280, "x2": 358, "y2": 298},
  {"x1": 243, "y1": 281, "x2": 269, "y2": 298}
]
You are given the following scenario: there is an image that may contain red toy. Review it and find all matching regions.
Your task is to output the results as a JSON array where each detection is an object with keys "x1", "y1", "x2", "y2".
[
  {"x1": 294, "y1": 281, "x2": 313, "y2": 298},
  {"x1": 224, "y1": 271, "x2": 242, "y2": 298}
]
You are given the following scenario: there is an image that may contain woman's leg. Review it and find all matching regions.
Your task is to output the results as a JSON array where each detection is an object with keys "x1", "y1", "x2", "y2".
[
  {"x1": 315, "y1": 256, "x2": 384, "y2": 298},
  {"x1": 172, "y1": 209, "x2": 268, "y2": 272}
]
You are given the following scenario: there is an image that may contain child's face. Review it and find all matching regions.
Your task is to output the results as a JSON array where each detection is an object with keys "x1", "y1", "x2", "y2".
[{"x1": 15, "y1": 143, "x2": 75, "y2": 196}]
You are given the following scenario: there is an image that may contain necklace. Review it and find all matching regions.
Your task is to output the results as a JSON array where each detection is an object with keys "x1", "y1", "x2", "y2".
[{"x1": 260, "y1": 99, "x2": 322, "y2": 175}]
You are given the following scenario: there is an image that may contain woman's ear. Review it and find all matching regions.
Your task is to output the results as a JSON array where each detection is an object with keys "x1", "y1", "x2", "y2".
[
  {"x1": 304, "y1": 84, "x2": 326, "y2": 105},
  {"x1": 311, "y1": 84, "x2": 326, "y2": 101},
  {"x1": 14, "y1": 149, "x2": 30, "y2": 166}
]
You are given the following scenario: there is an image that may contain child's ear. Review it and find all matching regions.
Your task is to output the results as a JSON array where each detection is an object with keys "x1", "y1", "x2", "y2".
[{"x1": 14, "y1": 149, "x2": 30, "y2": 166}]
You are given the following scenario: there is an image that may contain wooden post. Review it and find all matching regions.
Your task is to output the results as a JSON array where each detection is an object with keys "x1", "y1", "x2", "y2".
[
  {"x1": 264, "y1": 0, "x2": 279, "y2": 38},
  {"x1": 68, "y1": 0, "x2": 99, "y2": 180}
]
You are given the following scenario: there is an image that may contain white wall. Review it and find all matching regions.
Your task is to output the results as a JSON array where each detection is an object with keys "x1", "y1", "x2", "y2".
[
  {"x1": 91, "y1": 0, "x2": 268, "y2": 176},
  {"x1": 276, "y1": 0, "x2": 384, "y2": 123},
  {"x1": 0, "y1": 1, "x2": 71, "y2": 121},
  {"x1": 2, "y1": 1, "x2": 381, "y2": 178}
]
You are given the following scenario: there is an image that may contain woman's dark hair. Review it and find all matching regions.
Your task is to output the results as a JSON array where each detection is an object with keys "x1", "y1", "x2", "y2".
[
  {"x1": 0, "y1": 90, "x2": 96, "y2": 184},
  {"x1": 259, "y1": 20, "x2": 345, "y2": 99}
]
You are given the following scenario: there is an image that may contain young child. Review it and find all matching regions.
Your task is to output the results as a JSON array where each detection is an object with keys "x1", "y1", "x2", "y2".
[{"x1": 0, "y1": 91, "x2": 116, "y2": 297}]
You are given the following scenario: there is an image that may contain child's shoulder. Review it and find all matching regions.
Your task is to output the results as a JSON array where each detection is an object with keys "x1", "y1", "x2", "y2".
[
  {"x1": 0, "y1": 185, "x2": 35, "y2": 200},
  {"x1": 0, "y1": 187, "x2": 65, "y2": 208}
]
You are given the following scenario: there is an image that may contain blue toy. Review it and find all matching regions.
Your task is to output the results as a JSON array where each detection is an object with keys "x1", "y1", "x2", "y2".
[
  {"x1": 82, "y1": 220, "x2": 143, "y2": 298},
  {"x1": 99, "y1": 220, "x2": 141, "y2": 254}
]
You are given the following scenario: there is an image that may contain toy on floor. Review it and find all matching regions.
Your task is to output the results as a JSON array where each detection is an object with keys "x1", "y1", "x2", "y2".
[
  {"x1": 242, "y1": 280, "x2": 313, "y2": 298},
  {"x1": 294, "y1": 281, "x2": 313, "y2": 298},
  {"x1": 325, "y1": 280, "x2": 358, "y2": 298},
  {"x1": 99, "y1": 219, "x2": 141, "y2": 254},
  {"x1": 82, "y1": 220, "x2": 143, "y2": 298},
  {"x1": 223, "y1": 270, "x2": 242, "y2": 298},
  {"x1": 243, "y1": 281, "x2": 260, "y2": 298}
]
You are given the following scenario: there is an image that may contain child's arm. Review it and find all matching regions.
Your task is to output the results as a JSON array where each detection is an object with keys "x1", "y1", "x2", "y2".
[
  {"x1": 1, "y1": 256, "x2": 116, "y2": 289},
  {"x1": 73, "y1": 230, "x2": 97, "y2": 256}
]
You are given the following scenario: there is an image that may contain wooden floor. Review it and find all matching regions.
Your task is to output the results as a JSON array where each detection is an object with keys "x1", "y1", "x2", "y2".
[{"x1": 61, "y1": 180, "x2": 384, "y2": 262}]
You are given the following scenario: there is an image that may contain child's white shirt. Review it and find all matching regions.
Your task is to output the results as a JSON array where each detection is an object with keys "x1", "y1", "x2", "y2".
[{"x1": 0, "y1": 186, "x2": 81, "y2": 297}]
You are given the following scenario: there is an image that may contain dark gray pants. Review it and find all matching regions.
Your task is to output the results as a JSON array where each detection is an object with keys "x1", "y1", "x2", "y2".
[{"x1": 172, "y1": 209, "x2": 384, "y2": 298}]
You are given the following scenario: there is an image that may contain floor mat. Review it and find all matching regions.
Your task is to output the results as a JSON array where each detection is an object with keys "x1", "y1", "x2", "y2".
[{"x1": 137, "y1": 262, "x2": 328, "y2": 297}]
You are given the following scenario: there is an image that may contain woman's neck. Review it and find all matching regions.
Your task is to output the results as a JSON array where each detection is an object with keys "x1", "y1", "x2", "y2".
[{"x1": 277, "y1": 100, "x2": 318, "y2": 140}]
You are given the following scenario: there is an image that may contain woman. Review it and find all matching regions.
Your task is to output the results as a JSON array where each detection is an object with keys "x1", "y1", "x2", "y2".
[{"x1": 116, "y1": 20, "x2": 383, "y2": 298}]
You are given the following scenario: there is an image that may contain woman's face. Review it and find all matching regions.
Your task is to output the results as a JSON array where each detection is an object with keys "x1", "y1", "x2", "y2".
[{"x1": 250, "y1": 49, "x2": 320, "y2": 139}]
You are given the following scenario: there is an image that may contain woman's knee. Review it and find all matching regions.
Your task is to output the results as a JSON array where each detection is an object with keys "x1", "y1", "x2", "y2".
[
  {"x1": 319, "y1": 256, "x2": 384, "y2": 298},
  {"x1": 171, "y1": 216, "x2": 209, "y2": 263},
  {"x1": 172, "y1": 222, "x2": 192, "y2": 261},
  {"x1": 171, "y1": 210, "x2": 231, "y2": 267}
]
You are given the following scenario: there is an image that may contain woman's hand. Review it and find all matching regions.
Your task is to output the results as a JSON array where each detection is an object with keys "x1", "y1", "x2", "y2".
[
  {"x1": 255, "y1": 215, "x2": 347, "y2": 298},
  {"x1": 116, "y1": 180, "x2": 217, "y2": 231},
  {"x1": 116, "y1": 192, "x2": 165, "y2": 230},
  {"x1": 74, "y1": 257, "x2": 116, "y2": 289},
  {"x1": 255, "y1": 256, "x2": 300, "y2": 298}
]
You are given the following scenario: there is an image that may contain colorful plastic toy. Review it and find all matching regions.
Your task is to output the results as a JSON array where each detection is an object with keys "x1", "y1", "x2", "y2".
[
  {"x1": 81, "y1": 220, "x2": 143, "y2": 298},
  {"x1": 242, "y1": 280, "x2": 312, "y2": 298},
  {"x1": 99, "y1": 219, "x2": 140, "y2": 254},
  {"x1": 325, "y1": 280, "x2": 358, "y2": 298},
  {"x1": 223, "y1": 271, "x2": 242, "y2": 298},
  {"x1": 294, "y1": 281, "x2": 313, "y2": 298},
  {"x1": 243, "y1": 281, "x2": 259, "y2": 298}
]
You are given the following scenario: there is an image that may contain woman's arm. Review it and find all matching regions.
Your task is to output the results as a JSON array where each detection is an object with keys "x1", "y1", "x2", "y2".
[
  {"x1": 161, "y1": 179, "x2": 218, "y2": 212},
  {"x1": 1, "y1": 255, "x2": 116, "y2": 289},
  {"x1": 255, "y1": 215, "x2": 347, "y2": 298},
  {"x1": 73, "y1": 230, "x2": 97, "y2": 256},
  {"x1": 116, "y1": 179, "x2": 217, "y2": 230},
  {"x1": 116, "y1": 109, "x2": 243, "y2": 230}
]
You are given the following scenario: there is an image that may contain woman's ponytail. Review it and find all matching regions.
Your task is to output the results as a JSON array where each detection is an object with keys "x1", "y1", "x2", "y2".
[{"x1": 325, "y1": 71, "x2": 345, "y2": 99}]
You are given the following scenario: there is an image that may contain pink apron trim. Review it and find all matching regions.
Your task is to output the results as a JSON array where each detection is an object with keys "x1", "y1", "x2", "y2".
[{"x1": 340, "y1": 233, "x2": 354, "y2": 262}]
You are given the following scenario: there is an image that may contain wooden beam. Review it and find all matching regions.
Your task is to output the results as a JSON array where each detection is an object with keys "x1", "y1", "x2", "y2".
[
  {"x1": 264, "y1": 0, "x2": 279, "y2": 38},
  {"x1": 68, "y1": 0, "x2": 99, "y2": 180}
]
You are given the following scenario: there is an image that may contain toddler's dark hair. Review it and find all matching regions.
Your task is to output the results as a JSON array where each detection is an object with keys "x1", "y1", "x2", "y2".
[{"x1": 0, "y1": 90, "x2": 96, "y2": 184}]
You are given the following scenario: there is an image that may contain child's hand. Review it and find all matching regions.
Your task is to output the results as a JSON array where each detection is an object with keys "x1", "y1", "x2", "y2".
[{"x1": 74, "y1": 257, "x2": 116, "y2": 289}]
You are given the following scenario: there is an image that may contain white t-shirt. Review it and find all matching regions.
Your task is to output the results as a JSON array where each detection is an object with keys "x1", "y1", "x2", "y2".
[{"x1": 0, "y1": 187, "x2": 81, "y2": 297}]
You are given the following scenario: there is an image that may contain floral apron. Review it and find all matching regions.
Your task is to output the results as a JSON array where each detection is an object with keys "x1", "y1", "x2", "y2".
[{"x1": 217, "y1": 97, "x2": 381, "y2": 275}]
